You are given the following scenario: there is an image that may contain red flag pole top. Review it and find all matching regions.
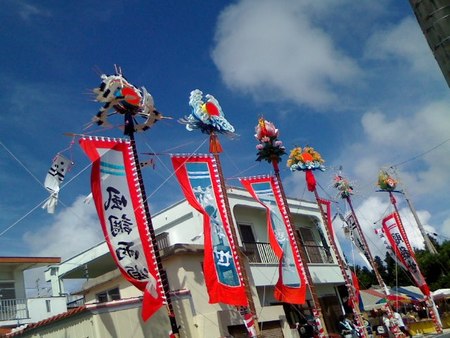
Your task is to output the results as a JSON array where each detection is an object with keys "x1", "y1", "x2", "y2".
[
  {"x1": 286, "y1": 146, "x2": 325, "y2": 192},
  {"x1": 254, "y1": 118, "x2": 328, "y2": 337},
  {"x1": 287, "y1": 145, "x2": 369, "y2": 338}
]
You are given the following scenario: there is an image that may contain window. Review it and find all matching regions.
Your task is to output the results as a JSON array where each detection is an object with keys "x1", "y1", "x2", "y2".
[
  {"x1": 0, "y1": 282, "x2": 15, "y2": 300},
  {"x1": 298, "y1": 228, "x2": 327, "y2": 263},
  {"x1": 238, "y1": 224, "x2": 261, "y2": 262},
  {"x1": 96, "y1": 287, "x2": 121, "y2": 303},
  {"x1": 238, "y1": 224, "x2": 256, "y2": 243}
]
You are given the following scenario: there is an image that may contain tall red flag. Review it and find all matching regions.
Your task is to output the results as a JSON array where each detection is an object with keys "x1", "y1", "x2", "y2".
[
  {"x1": 79, "y1": 137, "x2": 165, "y2": 321},
  {"x1": 240, "y1": 176, "x2": 307, "y2": 304},
  {"x1": 171, "y1": 154, "x2": 248, "y2": 306}
]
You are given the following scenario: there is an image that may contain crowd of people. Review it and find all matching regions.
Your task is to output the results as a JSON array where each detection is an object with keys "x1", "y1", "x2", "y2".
[{"x1": 338, "y1": 310, "x2": 412, "y2": 338}]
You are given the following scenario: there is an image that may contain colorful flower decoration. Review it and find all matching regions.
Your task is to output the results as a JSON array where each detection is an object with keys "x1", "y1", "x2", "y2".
[
  {"x1": 334, "y1": 175, "x2": 354, "y2": 198},
  {"x1": 377, "y1": 170, "x2": 398, "y2": 191},
  {"x1": 179, "y1": 89, "x2": 235, "y2": 136},
  {"x1": 287, "y1": 146, "x2": 325, "y2": 172},
  {"x1": 255, "y1": 118, "x2": 286, "y2": 163}
]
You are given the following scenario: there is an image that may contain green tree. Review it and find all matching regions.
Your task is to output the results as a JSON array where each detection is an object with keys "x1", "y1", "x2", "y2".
[
  {"x1": 354, "y1": 265, "x2": 377, "y2": 289},
  {"x1": 415, "y1": 240, "x2": 450, "y2": 290},
  {"x1": 384, "y1": 253, "x2": 411, "y2": 286}
]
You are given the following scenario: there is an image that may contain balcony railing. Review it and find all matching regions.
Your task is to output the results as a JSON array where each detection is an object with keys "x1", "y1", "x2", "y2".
[
  {"x1": 156, "y1": 232, "x2": 170, "y2": 251},
  {"x1": 242, "y1": 242, "x2": 333, "y2": 264},
  {"x1": 0, "y1": 298, "x2": 29, "y2": 321},
  {"x1": 67, "y1": 297, "x2": 85, "y2": 309}
]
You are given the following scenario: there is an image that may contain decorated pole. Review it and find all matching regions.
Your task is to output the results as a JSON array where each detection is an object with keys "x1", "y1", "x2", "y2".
[
  {"x1": 334, "y1": 175, "x2": 402, "y2": 337},
  {"x1": 402, "y1": 190, "x2": 438, "y2": 255},
  {"x1": 179, "y1": 90, "x2": 259, "y2": 337},
  {"x1": 90, "y1": 68, "x2": 180, "y2": 336},
  {"x1": 125, "y1": 114, "x2": 180, "y2": 337},
  {"x1": 287, "y1": 146, "x2": 368, "y2": 338},
  {"x1": 254, "y1": 118, "x2": 328, "y2": 337},
  {"x1": 377, "y1": 171, "x2": 443, "y2": 334}
]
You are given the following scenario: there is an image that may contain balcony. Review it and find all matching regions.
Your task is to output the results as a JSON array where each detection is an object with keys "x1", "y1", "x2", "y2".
[
  {"x1": 0, "y1": 298, "x2": 28, "y2": 322},
  {"x1": 242, "y1": 241, "x2": 333, "y2": 264},
  {"x1": 243, "y1": 241, "x2": 343, "y2": 285},
  {"x1": 0, "y1": 297, "x2": 67, "y2": 327}
]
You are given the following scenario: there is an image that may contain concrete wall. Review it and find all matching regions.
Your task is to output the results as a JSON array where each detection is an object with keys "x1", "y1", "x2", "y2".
[{"x1": 27, "y1": 297, "x2": 67, "y2": 322}]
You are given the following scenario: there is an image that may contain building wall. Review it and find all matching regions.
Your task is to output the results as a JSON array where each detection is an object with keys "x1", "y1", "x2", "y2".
[
  {"x1": 18, "y1": 305, "x2": 171, "y2": 338},
  {"x1": 27, "y1": 297, "x2": 67, "y2": 322},
  {"x1": 45, "y1": 187, "x2": 346, "y2": 337},
  {"x1": 82, "y1": 273, "x2": 142, "y2": 304}
]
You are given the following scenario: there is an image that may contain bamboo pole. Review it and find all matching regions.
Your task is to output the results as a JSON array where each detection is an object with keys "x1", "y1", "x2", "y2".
[
  {"x1": 126, "y1": 112, "x2": 180, "y2": 337},
  {"x1": 272, "y1": 161, "x2": 328, "y2": 337},
  {"x1": 211, "y1": 133, "x2": 260, "y2": 338},
  {"x1": 401, "y1": 191, "x2": 438, "y2": 255}
]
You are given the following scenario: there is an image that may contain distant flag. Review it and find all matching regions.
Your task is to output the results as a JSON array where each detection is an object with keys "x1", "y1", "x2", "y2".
[
  {"x1": 343, "y1": 213, "x2": 371, "y2": 268},
  {"x1": 381, "y1": 213, "x2": 428, "y2": 295},
  {"x1": 140, "y1": 158, "x2": 155, "y2": 169},
  {"x1": 42, "y1": 153, "x2": 73, "y2": 213}
]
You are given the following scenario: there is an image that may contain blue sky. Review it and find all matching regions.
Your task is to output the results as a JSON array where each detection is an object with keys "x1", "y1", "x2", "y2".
[{"x1": 1, "y1": 0, "x2": 450, "y2": 290}]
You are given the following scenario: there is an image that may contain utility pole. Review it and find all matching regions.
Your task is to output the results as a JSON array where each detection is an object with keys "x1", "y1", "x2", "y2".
[{"x1": 402, "y1": 190, "x2": 438, "y2": 254}]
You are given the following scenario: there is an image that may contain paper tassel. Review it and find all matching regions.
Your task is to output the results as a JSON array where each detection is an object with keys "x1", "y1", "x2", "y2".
[{"x1": 305, "y1": 170, "x2": 316, "y2": 192}]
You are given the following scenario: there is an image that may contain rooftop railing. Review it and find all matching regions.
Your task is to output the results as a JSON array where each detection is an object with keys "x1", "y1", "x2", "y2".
[{"x1": 0, "y1": 298, "x2": 29, "y2": 321}]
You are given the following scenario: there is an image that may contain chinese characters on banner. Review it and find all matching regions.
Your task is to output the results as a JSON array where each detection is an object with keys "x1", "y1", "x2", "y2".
[
  {"x1": 43, "y1": 153, "x2": 73, "y2": 213},
  {"x1": 381, "y1": 213, "x2": 429, "y2": 295},
  {"x1": 171, "y1": 155, "x2": 248, "y2": 306},
  {"x1": 79, "y1": 137, "x2": 165, "y2": 320},
  {"x1": 239, "y1": 176, "x2": 307, "y2": 304}
]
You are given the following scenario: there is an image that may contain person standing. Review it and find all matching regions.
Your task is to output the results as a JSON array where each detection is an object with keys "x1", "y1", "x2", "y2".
[
  {"x1": 338, "y1": 314, "x2": 357, "y2": 338},
  {"x1": 393, "y1": 311, "x2": 412, "y2": 337}
]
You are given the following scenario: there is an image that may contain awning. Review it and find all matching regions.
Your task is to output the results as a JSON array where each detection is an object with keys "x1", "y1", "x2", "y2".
[
  {"x1": 432, "y1": 288, "x2": 450, "y2": 301},
  {"x1": 360, "y1": 289, "x2": 388, "y2": 311},
  {"x1": 391, "y1": 286, "x2": 424, "y2": 301}
]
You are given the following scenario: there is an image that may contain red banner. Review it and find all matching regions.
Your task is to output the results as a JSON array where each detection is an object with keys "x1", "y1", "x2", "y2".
[
  {"x1": 171, "y1": 155, "x2": 248, "y2": 306},
  {"x1": 382, "y1": 213, "x2": 429, "y2": 295},
  {"x1": 239, "y1": 176, "x2": 307, "y2": 304},
  {"x1": 79, "y1": 137, "x2": 165, "y2": 320}
]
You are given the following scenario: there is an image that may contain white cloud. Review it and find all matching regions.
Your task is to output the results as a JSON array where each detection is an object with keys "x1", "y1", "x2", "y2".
[
  {"x1": 23, "y1": 196, "x2": 103, "y2": 259},
  {"x1": 212, "y1": 0, "x2": 360, "y2": 109},
  {"x1": 17, "y1": 2, "x2": 51, "y2": 21},
  {"x1": 334, "y1": 196, "x2": 436, "y2": 268},
  {"x1": 441, "y1": 217, "x2": 450, "y2": 239},
  {"x1": 354, "y1": 102, "x2": 450, "y2": 198},
  {"x1": 364, "y1": 17, "x2": 438, "y2": 75},
  {"x1": 325, "y1": 99, "x2": 450, "y2": 253}
]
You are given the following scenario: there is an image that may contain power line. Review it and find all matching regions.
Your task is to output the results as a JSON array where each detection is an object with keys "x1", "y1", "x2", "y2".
[{"x1": 390, "y1": 137, "x2": 450, "y2": 168}]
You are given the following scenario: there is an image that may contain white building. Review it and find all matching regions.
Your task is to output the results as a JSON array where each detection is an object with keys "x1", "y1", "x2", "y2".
[
  {"x1": 12, "y1": 186, "x2": 347, "y2": 337},
  {"x1": 0, "y1": 257, "x2": 67, "y2": 336}
]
